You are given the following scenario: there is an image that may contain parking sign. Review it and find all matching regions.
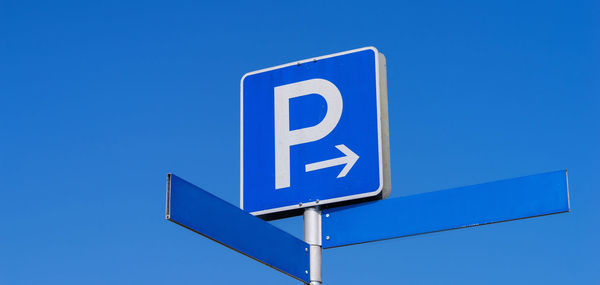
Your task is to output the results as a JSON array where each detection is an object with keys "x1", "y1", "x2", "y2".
[{"x1": 241, "y1": 47, "x2": 390, "y2": 219}]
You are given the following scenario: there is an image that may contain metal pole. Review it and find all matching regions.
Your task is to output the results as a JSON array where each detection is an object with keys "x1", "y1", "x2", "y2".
[{"x1": 303, "y1": 207, "x2": 322, "y2": 285}]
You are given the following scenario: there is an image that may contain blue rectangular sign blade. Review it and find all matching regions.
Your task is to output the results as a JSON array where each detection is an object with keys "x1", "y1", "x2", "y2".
[
  {"x1": 166, "y1": 174, "x2": 310, "y2": 283},
  {"x1": 322, "y1": 170, "x2": 570, "y2": 249}
]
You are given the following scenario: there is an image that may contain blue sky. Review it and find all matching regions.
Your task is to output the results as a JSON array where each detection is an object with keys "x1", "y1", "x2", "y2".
[{"x1": 1, "y1": 1, "x2": 598, "y2": 284}]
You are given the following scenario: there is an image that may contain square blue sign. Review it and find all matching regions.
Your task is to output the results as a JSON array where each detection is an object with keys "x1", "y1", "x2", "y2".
[{"x1": 241, "y1": 47, "x2": 390, "y2": 218}]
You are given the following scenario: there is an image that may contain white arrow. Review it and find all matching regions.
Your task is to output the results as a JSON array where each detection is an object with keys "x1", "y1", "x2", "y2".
[{"x1": 305, "y1": 144, "x2": 359, "y2": 178}]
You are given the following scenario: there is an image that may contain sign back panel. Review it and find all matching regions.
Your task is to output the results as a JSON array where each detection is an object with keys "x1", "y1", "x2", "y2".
[
  {"x1": 166, "y1": 174, "x2": 310, "y2": 283},
  {"x1": 321, "y1": 170, "x2": 570, "y2": 248},
  {"x1": 241, "y1": 47, "x2": 390, "y2": 218}
]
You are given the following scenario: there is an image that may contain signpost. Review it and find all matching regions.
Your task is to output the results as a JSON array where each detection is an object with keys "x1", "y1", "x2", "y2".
[{"x1": 165, "y1": 47, "x2": 571, "y2": 284}]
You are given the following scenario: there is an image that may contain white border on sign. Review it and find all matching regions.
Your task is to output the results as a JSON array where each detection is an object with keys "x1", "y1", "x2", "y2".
[{"x1": 240, "y1": 46, "x2": 386, "y2": 216}]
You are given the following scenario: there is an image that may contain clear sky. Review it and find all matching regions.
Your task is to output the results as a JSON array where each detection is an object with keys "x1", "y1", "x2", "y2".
[{"x1": 1, "y1": 1, "x2": 598, "y2": 284}]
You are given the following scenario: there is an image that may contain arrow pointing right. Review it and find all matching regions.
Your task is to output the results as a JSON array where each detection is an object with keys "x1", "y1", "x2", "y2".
[{"x1": 305, "y1": 144, "x2": 359, "y2": 178}]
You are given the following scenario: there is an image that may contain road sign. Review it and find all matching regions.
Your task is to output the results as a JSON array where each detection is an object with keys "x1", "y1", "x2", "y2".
[
  {"x1": 166, "y1": 174, "x2": 310, "y2": 283},
  {"x1": 167, "y1": 47, "x2": 573, "y2": 284},
  {"x1": 241, "y1": 47, "x2": 391, "y2": 219},
  {"x1": 321, "y1": 170, "x2": 570, "y2": 248}
]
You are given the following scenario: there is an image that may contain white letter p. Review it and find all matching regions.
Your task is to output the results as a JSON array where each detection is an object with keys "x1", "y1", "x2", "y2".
[{"x1": 274, "y1": 79, "x2": 343, "y2": 189}]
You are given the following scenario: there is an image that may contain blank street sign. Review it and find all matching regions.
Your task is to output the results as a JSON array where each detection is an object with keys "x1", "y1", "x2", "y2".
[
  {"x1": 166, "y1": 174, "x2": 310, "y2": 283},
  {"x1": 322, "y1": 170, "x2": 570, "y2": 249}
]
